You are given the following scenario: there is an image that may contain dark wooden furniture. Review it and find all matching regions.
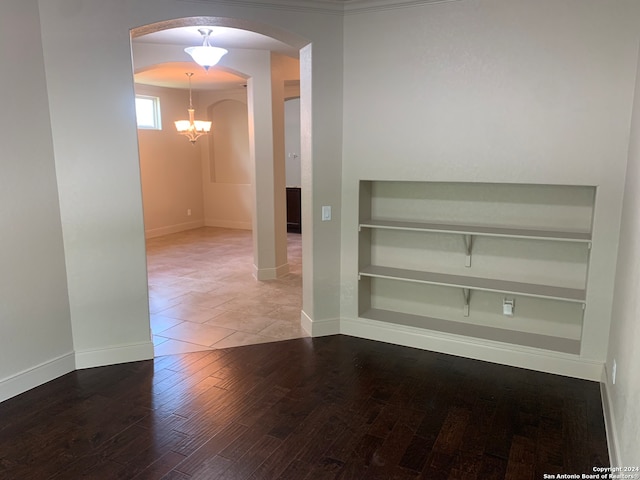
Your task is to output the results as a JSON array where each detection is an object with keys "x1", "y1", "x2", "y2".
[{"x1": 286, "y1": 186, "x2": 301, "y2": 233}]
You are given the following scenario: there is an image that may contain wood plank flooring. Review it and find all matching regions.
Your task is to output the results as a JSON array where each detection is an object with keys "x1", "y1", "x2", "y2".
[{"x1": 0, "y1": 335, "x2": 609, "y2": 479}]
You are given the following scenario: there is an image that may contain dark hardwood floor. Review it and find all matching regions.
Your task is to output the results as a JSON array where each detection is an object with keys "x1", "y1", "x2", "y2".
[{"x1": 0, "y1": 335, "x2": 608, "y2": 479}]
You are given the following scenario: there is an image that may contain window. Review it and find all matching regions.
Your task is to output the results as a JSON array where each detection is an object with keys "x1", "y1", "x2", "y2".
[{"x1": 135, "y1": 95, "x2": 162, "y2": 130}]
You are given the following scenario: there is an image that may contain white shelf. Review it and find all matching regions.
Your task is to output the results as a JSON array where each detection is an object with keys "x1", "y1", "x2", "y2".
[
  {"x1": 357, "y1": 181, "x2": 594, "y2": 362},
  {"x1": 359, "y1": 265, "x2": 586, "y2": 303},
  {"x1": 359, "y1": 219, "x2": 591, "y2": 243},
  {"x1": 361, "y1": 308, "x2": 581, "y2": 355}
]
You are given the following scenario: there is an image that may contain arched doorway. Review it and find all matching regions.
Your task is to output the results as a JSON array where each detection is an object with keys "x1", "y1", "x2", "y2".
[{"x1": 131, "y1": 18, "x2": 309, "y2": 355}]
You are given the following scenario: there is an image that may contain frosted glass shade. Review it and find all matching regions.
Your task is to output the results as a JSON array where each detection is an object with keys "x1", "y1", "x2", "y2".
[
  {"x1": 174, "y1": 120, "x2": 211, "y2": 133},
  {"x1": 193, "y1": 121, "x2": 212, "y2": 132},
  {"x1": 174, "y1": 120, "x2": 191, "y2": 132},
  {"x1": 184, "y1": 46, "x2": 228, "y2": 70}
]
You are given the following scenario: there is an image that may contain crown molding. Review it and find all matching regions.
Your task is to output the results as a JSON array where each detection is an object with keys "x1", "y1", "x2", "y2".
[
  {"x1": 177, "y1": 0, "x2": 461, "y2": 15},
  {"x1": 177, "y1": 0, "x2": 345, "y2": 15},
  {"x1": 342, "y1": 0, "x2": 460, "y2": 14}
]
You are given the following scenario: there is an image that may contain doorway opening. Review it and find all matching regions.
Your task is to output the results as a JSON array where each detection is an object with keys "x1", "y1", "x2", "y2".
[{"x1": 130, "y1": 18, "x2": 309, "y2": 356}]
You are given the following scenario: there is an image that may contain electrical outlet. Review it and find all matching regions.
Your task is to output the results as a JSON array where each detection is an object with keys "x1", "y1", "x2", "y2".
[
  {"x1": 503, "y1": 298, "x2": 514, "y2": 316},
  {"x1": 187, "y1": 209, "x2": 192, "y2": 216},
  {"x1": 612, "y1": 359, "x2": 617, "y2": 385}
]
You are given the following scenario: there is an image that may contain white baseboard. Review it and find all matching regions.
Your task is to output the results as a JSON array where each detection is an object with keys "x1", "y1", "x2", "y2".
[
  {"x1": 0, "y1": 352, "x2": 75, "y2": 403},
  {"x1": 204, "y1": 219, "x2": 252, "y2": 230},
  {"x1": 253, "y1": 263, "x2": 290, "y2": 280},
  {"x1": 145, "y1": 220, "x2": 205, "y2": 238},
  {"x1": 601, "y1": 374, "x2": 621, "y2": 467},
  {"x1": 75, "y1": 341, "x2": 154, "y2": 369},
  {"x1": 341, "y1": 316, "x2": 604, "y2": 381},
  {"x1": 301, "y1": 310, "x2": 340, "y2": 337}
]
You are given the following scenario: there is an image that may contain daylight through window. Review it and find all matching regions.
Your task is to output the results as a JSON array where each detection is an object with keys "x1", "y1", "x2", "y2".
[{"x1": 135, "y1": 95, "x2": 162, "y2": 130}]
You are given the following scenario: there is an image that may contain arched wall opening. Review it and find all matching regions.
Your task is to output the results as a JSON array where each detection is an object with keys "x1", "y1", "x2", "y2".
[
  {"x1": 34, "y1": 0, "x2": 343, "y2": 375},
  {"x1": 131, "y1": 17, "x2": 310, "y2": 354}
]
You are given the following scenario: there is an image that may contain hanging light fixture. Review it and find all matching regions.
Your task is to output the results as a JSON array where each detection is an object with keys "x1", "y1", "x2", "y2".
[
  {"x1": 175, "y1": 72, "x2": 211, "y2": 145},
  {"x1": 185, "y1": 28, "x2": 228, "y2": 71}
]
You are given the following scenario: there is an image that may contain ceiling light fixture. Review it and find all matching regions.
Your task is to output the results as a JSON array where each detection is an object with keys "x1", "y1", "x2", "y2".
[
  {"x1": 185, "y1": 28, "x2": 228, "y2": 71},
  {"x1": 175, "y1": 72, "x2": 211, "y2": 145}
]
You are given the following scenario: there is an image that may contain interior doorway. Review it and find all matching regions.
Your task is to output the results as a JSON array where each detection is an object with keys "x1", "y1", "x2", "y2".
[{"x1": 130, "y1": 18, "x2": 308, "y2": 356}]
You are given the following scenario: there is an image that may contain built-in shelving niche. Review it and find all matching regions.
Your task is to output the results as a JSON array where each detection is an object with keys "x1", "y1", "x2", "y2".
[{"x1": 357, "y1": 181, "x2": 595, "y2": 355}]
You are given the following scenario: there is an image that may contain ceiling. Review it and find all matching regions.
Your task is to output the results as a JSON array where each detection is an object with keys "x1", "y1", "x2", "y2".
[
  {"x1": 135, "y1": 62, "x2": 247, "y2": 91},
  {"x1": 133, "y1": 26, "x2": 298, "y2": 90},
  {"x1": 134, "y1": 26, "x2": 297, "y2": 56}
]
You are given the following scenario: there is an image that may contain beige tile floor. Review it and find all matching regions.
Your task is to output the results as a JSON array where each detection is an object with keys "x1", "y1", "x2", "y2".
[{"x1": 146, "y1": 227, "x2": 307, "y2": 356}]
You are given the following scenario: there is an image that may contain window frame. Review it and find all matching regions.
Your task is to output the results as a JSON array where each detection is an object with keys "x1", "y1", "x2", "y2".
[{"x1": 135, "y1": 94, "x2": 162, "y2": 130}]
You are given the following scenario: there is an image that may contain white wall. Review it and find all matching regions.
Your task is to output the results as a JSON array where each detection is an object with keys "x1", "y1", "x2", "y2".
[
  {"x1": 200, "y1": 70, "x2": 301, "y2": 232},
  {"x1": 34, "y1": 0, "x2": 343, "y2": 373},
  {"x1": 0, "y1": 0, "x2": 74, "y2": 401},
  {"x1": 38, "y1": 2, "x2": 156, "y2": 368},
  {"x1": 136, "y1": 84, "x2": 205, "y2": 238},
  {"x1": 209, "y1": 100, "x2": 251, "y2": 185},
  {"x1": 201, "y1": 91, "x2": 253, "y2": 230},
  {"x1": 341, "y1": 0, "x2": 640, "y2": 377},
  {"x1": 606, "y1": 39, "x2": 640, "y2": 466},
  {"x1": 8, "y1": 0, "x2": 639, "y2": 414},
  {"x1": 285, "y1": 97, "x2": 302, "y2": 186}
]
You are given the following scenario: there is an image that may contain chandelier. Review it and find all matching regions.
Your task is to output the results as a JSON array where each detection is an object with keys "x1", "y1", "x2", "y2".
[
  {"x1": 174, "y1": 73, "x2": 211, "y2": 145},
  {"x1": 185, "y1": 28, "x2": 228, "y2": 71}
]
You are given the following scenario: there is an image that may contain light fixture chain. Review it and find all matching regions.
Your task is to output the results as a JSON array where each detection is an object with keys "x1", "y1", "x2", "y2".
[
  {"x1": 175, "y1": 71, "x2": 211, "y2": 145},
  {"x1": 187, "y1": 72, "x2": 194, "y2": 109}
]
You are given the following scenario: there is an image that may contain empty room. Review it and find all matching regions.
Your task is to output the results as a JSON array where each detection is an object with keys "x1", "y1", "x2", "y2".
[{"x1": 1, "y1": 0, "x2": 639, "y2": 478}]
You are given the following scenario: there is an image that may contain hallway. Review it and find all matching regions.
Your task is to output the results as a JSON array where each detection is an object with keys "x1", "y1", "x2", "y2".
[{"x1": 147, "y1": 227, "x2": 306, "y2": 356}]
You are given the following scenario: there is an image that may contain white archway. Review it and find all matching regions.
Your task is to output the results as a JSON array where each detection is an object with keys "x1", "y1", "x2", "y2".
[
  {"x1": 35, "y1": 1, "x2": 344, "y2": 371},
  {"x1": 132, "y1": 18, "x2": 308, "y2": 282}
]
